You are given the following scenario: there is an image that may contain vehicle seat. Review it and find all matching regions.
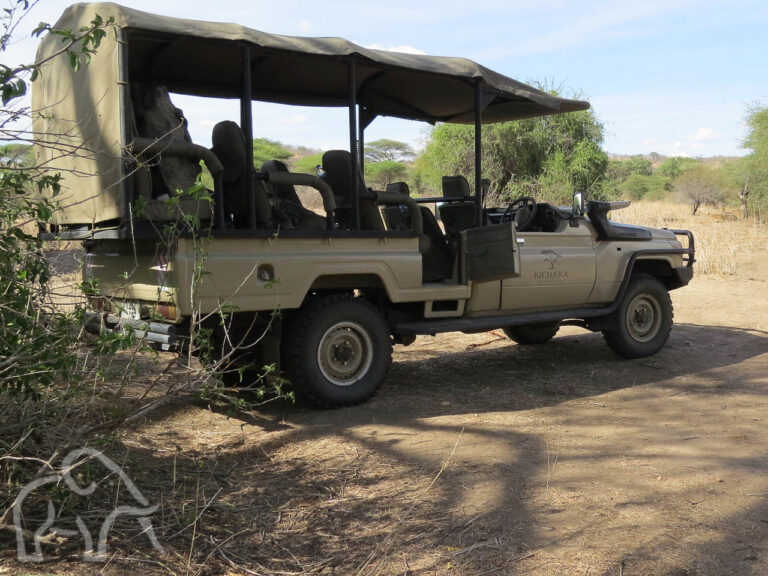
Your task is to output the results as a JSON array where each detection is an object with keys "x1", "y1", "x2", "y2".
[
  {"x1": 261, "y1": 159, "x2": 327, "y2": 230},
  {"x1": 381, "y1": 181, "x2": 412, "y2": 230},
  {"x1": 321, "y1": 150, "x2": 384, "y2": 231},
  {"x1": 383, "y1": 181, "x2": 453, "y2": 282},
  {"x1": 439, "y1": 175, "x2": 476, "y2": 236},
  {"x1": 211, "y1": 120, "x2": 272, "y2": 228},
  {"x1": 420, "y1": 204, "x2": 454, "y2": 282}
]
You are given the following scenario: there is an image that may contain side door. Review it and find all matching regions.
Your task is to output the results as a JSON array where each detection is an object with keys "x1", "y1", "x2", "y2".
[
  {"x1": 500, "y1": 224, "x2": 596, "y2": 312},
  {"x1": 462, "y1": 222, "x2": 521, "y2": 283}
]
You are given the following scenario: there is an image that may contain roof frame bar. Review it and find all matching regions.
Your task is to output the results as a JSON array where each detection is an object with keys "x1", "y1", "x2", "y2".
[
  {"x1": 348, "y1": 59, "x2": 360, "y2": 230},
  {"x1": 241, "y1": 44, "x2": 256, "y2": 229},
  {"x1": 473, "y1": 82, "x2": 499, "y2": 226}
]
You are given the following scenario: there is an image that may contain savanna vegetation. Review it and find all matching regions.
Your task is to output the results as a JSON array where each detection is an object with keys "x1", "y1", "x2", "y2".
[
  {"x1": 260, "y1": 91, "x2": 768, "y2": 222},
  {"x1": 0, "y1": 1, "x2": 766, "y2": 570}
]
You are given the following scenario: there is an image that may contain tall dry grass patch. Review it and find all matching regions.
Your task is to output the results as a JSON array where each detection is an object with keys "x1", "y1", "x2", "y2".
[{"x1": 612, "y1": 200, "x2": 768, "y2": 277}]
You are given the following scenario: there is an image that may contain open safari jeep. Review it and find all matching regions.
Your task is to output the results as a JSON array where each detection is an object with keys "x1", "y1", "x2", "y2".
[{"x1": 34, "y1": 3, "x2": 695, "y2": 407}]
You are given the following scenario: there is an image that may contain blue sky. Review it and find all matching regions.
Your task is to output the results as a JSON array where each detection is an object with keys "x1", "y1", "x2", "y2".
[{"x1": 9, "y1": 0, "x2": 768, "y2": 156}]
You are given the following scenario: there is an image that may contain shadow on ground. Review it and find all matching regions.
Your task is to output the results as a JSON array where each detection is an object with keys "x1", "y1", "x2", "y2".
[{"x1": 3, "y1": 323, "x2": 767, "y2": 575}]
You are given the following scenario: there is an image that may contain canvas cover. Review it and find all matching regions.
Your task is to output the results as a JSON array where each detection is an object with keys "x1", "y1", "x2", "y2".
[{"x1": 32, "y1": 2, "x2": 590, "y2": 226}]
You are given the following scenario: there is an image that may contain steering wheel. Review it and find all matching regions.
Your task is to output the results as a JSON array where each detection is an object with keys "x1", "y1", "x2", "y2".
[{"x1": 501, "y1": 196, "x2": 538, "y2": 230}]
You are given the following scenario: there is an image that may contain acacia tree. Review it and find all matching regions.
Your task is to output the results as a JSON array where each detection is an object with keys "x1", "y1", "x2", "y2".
[
  {"x1": 741, "y1": 105, "x2": 768, "y2": 217},
  {"x1": 364, "y1": 159, "x2": 407, "y2": 188},
  {"x1": 364, "y1": 138, "x2": 415, "y2": 163},
  {"x1": 674, "y1": 165, "x2": 727, "y2": 215},
  {"x1": 362, "y1": 139, "x2": 415, "y2": 189}
]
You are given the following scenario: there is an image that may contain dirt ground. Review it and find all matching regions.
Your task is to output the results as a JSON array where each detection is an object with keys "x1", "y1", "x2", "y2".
[{"x1": 3, "y1": 271, "x2": 768, "y2": 575}]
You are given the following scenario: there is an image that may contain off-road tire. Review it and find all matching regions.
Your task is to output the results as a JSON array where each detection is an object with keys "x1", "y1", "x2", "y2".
[
  {"x1": 283, "y1": 294, "x2": 392, "y2": 408},
  {"x1": 503, "y1": 321, "x2": 560, "y2": 345},
  {"x1": 602, "y1": 274, "x2": 673, "y2": 358}
]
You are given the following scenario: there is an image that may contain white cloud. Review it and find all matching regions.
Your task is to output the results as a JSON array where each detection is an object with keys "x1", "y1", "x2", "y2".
[
  {"x1": 296, "y1": 20, "x2": 312, "y2": 34},
  {"x1": 365, "y1": 44, "x2": 426, "y2": 55},
  {"x1": 688, "y1": 127, "x2": 721, "y2": 142}
]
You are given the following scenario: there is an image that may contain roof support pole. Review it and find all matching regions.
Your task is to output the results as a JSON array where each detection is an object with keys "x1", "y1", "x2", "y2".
[
  {"x1": 348, "y1": 60, "x2": 360, "y2": 230},
  {"x1": 358, "y1": 106, "x2": 365, "y2": 174},
  {"x1": 241, "y1": 45, "x2": 256, "y2": 228},
  {"x1": 474, "y1": 81, "x2": 483, "y2": 227}
]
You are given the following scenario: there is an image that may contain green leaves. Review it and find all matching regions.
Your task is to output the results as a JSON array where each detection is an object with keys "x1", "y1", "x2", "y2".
[
  {"x1": 0, "y1": 5, "x2": 117, "y2": 397},
  {"x1": 252, "y1": 137, "x2": 293, "y2": 166},
  {"x1": 364, "y1": 159, "x2": 407, "y2": 188},
  {"x1": 421, "y1": 97, "x2": 606, "y2": 203}
]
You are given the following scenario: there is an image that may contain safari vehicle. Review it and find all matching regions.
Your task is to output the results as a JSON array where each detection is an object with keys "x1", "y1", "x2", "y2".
[{"x1": 34, "y1": 3, "x2": 694, "y2": 407}]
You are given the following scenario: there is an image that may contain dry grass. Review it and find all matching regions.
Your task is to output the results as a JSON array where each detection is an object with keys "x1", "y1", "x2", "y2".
[{"x1": 613, "y1": 200, "x2": 768, "y2": 277}]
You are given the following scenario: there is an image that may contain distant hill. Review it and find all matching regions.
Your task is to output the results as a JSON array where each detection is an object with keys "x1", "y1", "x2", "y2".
[{"x1": 608, "y1": 152, "x2": 740, "y2": 169}]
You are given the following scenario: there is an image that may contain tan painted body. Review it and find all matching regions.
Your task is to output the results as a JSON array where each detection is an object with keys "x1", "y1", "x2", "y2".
[{"x1": 88, "y1": 215, "x2": 686, "y2": 324}]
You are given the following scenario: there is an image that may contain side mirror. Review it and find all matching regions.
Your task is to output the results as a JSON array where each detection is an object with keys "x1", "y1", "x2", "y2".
[{"x1": 572, "y1": 192, "x2": 585, "y2": 217}]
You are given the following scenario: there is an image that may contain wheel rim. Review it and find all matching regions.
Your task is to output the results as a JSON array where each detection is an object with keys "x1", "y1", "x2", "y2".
[
  {"x1": 317, "y1": 321, "x2": 374, "y2": 386},
  {"x1": 625, "y1": 293, "x2": 662, "y2": 342}
]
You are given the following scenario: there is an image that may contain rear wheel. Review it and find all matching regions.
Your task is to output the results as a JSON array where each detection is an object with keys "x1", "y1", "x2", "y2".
[
  {"x1": 283, "y1": 295, "x2": 392, "y2": 407},
  {"x1": 602, "y1": 274, "x2": 673, "y2": 358},
  {"x1": 503, "y1": 321, "x2": 560, "y2": 345}
]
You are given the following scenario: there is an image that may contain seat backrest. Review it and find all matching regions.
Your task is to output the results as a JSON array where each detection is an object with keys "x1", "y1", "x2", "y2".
[
  {"x1": 442, "y1": 175, "x2": 471, "y2": 198},
  {"x1": 440, "y1": 202, "x2": 476, "y2": 236},
  {"x1": 322, "y1": 150, "x2": 384, "y2": 231},
  {"x1": 381, "y1": 182, "x2": 412, "y2": 230},
  {"x1": 211, "y1": 121, "x2": 271, "y2": 228},
  {"x1": 261, "y1": 159, "x2": 302, "y2": 205},
  {"x1": 439, "y1": 175, "x2": 477, "y2": 235},
  {"x1": 419, "y1": 206, "x2": 453, "y2": 282}
]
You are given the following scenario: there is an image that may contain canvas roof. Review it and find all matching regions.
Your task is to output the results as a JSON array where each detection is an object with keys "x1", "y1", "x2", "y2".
[
  {"x1": 33, "y1": 3, "x2": 590, "y2": 227},
  {"x1": 63, "y1": 2, "x2": 589, "y2": 124}
]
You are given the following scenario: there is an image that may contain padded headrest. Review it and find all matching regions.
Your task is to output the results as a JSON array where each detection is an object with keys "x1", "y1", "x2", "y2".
[
  {"x1": 211, "y1": 121, "x2": 247, "y2": 182},
  {"x1": 442, "y1": 175, "x2": 471, "y2": 198},
  {"x1": 322, "y1": 150, "x2": 365, "y2": 200},
  {"x1": 385, "y1": 181, "x2": 411, "y2": 196},
  {"x1": 261, "y1": 159, "x2": 289, "y2": 174},
  {"x1": 322, "y1": 150, "x2": 351, "y2": 176}
]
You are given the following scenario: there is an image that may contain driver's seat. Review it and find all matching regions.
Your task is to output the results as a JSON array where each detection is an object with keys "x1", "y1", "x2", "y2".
[{"x1": 438, "y1": 175, "x2": 476, "y2": 237}]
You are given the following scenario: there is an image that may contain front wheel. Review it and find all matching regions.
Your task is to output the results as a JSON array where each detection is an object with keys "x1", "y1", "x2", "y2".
[
  {"x1": 602, "y1": 274, "x2": 673, "y2": 358},
  {"x1": 283, "y1": 295, "x2": 392, "y2": 408}
]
